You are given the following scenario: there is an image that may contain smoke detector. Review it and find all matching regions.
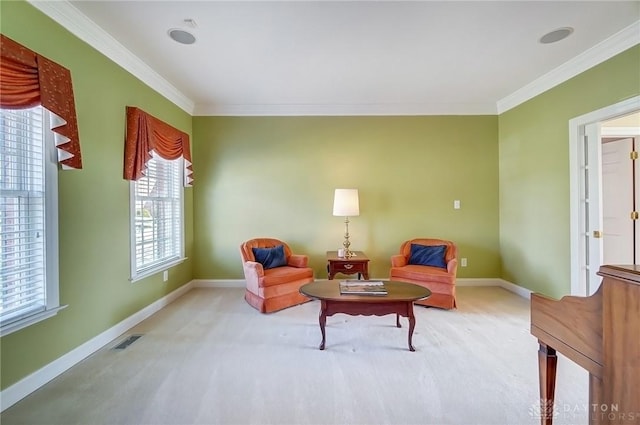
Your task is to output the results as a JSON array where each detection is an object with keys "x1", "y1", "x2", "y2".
[
  {"x1": 539, "y1": 27, "x2": 574, "y2": 44},
  {"x1": 168, "y1": 28, "x2": 196, "y2": 45}
]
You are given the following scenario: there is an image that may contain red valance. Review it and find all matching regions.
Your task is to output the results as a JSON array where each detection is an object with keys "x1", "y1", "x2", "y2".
[
  {"x1": 0, "y1": 34, "x2": 82, "y2": 170},
  {"x1": 124, "y1": 107, "x2": 193, "y2": 186}
]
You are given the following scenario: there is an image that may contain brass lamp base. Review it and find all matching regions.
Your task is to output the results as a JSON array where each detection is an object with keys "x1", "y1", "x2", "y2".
[{"x1": 342, "y1": 216, "x2": 354, "y2": 258}]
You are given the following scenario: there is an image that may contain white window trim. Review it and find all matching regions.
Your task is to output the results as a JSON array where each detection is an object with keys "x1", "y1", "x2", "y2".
[
  {"x1": 128, "y1": 156, "x2": 185, "y2": 283},
  {"x1": 0, "y1": 107, "x2": 66, "y2": 337},
  {"x1": 0, "y1": 305, "x2": 67, "y2": 337}
]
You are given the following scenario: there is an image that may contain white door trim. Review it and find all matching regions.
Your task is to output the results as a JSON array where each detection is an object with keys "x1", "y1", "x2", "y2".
[{"x1": 569, "y1": 95, "x2": 640, "y2": 295}]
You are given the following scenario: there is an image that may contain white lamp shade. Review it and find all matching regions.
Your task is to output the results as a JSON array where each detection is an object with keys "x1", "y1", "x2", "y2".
[{"x1": 333, "y1": 189, "x2": 360, "y2": 217}]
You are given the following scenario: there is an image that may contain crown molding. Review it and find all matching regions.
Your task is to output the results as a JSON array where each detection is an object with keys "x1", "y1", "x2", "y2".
[
  {"x1": 193, "y1": 102, "x2": 498, "y2": 116},
  {"x1": 497, "y1": 20, "x2": 640, "y2": 114},
  {"x1": 25, "y1": 1, "x2": 639, "y2": 117},
  {"x1": 27, "y1": 0, "x2": 195, "y2": 115}
]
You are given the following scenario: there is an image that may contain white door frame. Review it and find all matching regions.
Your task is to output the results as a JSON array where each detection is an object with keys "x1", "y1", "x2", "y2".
[{"x1": 569, "y1": 95, "x2": 640, "y2": 295}]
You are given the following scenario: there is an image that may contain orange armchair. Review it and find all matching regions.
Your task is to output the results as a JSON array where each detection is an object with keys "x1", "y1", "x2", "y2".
[
  {"x1": 240, "y1": 238, "x2": 314, "y2": 313},
  {"x1": 389, "y1": 238, "x2": 458, "y2": 309}
]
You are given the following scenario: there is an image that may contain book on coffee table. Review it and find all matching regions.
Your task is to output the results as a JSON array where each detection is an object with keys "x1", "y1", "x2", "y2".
[{"x1": 339, "y1": 280, "x2": 387, "y2": 295}]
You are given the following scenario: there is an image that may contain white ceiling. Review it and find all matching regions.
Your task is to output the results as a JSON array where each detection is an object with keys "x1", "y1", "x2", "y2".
[{"x1": 32, "y1": 1, "x2": 640, "y2": 116}]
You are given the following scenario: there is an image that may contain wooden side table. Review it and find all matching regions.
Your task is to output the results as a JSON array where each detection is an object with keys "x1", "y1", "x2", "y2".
[{"x1": 326, "y1": 251, "x2": 370, "y2": 280}]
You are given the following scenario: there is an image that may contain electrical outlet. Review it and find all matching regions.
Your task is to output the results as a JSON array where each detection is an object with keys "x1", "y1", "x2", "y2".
[
  {"x1": 163, "y1": 270, "x2": 168, "y2": 282},
  {"x1": 454, "y1": 200, "x2": 461, "y2": 209},
  {"x1": 461, "y1": 258, "x2": 467, "y2": 267}
]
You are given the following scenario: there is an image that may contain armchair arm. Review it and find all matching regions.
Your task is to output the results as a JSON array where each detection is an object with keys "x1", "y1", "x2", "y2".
[
  {"x1": 243, "y1": 261, "x2": 264, "y2": 277},
  {"x1": 391, "y1": 254, "x2": 407, "y2": 268},
  {"x1": 288, "y1": 254, "x2": 308, "y2": 268},
  {"x1": 243, "y1": 261, "x2": 264, "y2": 292},
  {"x1": 447, "y1": 258, "x2": 458, "y2": 275},
  {"x1": 243, "y1": 260, "x2": 264, "y2": 279}
]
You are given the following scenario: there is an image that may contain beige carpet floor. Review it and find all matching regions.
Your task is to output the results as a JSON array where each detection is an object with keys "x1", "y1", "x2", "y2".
[{"x1": 1, "y1": 286, "x2": 590, "y2": 425}]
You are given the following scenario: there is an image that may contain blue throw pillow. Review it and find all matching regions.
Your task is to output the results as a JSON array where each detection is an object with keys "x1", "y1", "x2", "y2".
[
  {"x1": 252, "y1": 245, "x2": 287, "y2": 269},
  {"x1": 408, "y1": 244, "x2": 447, "y2": 269}
]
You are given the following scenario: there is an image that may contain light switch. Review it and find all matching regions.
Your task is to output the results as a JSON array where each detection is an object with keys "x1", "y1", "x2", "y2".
[{"x1": 454, "y1": 200, "x2": 461, "y2": 209}]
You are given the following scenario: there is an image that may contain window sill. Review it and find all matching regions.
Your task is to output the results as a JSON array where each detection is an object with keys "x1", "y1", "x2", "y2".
[
  {"x1": 0, "y1": 305, "x2": 68, "y2": 337},
  {"x1": 130, "y1": 257, "x2": 187, "y2": 283}
]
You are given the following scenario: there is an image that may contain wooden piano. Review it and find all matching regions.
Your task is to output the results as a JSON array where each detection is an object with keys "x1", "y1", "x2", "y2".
[{"x1": 530, "y1": 264, "x2": 639, "y2": 425}]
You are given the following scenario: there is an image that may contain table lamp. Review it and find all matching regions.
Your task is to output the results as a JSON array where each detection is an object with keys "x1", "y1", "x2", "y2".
[{"x1": 333, "y1": 188, "x2": 359, "y2": 258}]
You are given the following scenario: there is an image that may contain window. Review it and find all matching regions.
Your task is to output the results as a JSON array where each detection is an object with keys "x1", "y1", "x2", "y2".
[
  {"x1": 130, "y1": 151, "x2": 184, "y2": 281},
  {"x1": 1, "y1": 106, "x2": 63, "y2": 336}
]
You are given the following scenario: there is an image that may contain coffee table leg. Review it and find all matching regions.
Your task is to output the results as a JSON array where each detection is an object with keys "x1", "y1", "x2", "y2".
[
  {"x1": 319, "y1": 300, "x2": 327, "y2": 350},
  {"x1": 396, "y1": 314, "x2": 401, "y2": 328},
  {"x1": 407, "y1": 302, "x2": 416, "y2": 352}
]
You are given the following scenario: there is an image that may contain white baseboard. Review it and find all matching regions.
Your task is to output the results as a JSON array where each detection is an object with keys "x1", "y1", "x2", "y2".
[
  {"x1": 496, "y1": 278, "x2": 533, "y2": 299},
  {"x1": 193, "y1": 279, "x2": 244, "y2": 288},
  {"x1": 193, "y1": 277, "x2": 532, "y2": 298},
  {"x1": 0, "y1": 280, "x2": 195, "y2": 412},
  {"x1": 456, "y1": 277, "x2": 531, "y2": 299},
  {"x1": 456, "y1": 278, "x2": 501, "y2": 287},
  {"x1": 457, "y1": 277, "x2": 532, "y2": 299}
]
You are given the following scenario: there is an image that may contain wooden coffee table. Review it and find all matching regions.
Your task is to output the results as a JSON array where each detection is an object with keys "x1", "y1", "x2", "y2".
[{"x1": 299, "y1": 280, "x2": 431, "y2": 351}]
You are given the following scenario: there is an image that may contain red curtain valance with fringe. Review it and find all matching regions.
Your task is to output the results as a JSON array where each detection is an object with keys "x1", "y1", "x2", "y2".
[
  {"x1": 124, "y1": 106, "x2": 193, "y2": 186},
  {"x1": 0, "y1": 34, "x2": 82, "y2": 170}
]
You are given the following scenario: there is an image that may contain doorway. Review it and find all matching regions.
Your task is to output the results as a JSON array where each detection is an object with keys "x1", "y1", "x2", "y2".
[{"x1": 569, "y1": 96, "x2": 640, "y2": 296}]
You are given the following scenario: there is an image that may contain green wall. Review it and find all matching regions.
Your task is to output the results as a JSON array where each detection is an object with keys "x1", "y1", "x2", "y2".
[
  {"x1": 192, "y1": 116, "x2": 501, "y2": 280},
  {"x1": 0, "y1": 1, "x2": 194, "y2": 389},
  {"x1": 498, "y1": 45, "x2": 640, "y2": 298},
  {"x1": 2, "y1": 0, "x2": 638, "y2": 399}
]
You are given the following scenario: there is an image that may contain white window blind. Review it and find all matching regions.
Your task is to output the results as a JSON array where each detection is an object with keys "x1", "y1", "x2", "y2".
[
  {"x1": 130, "y1": 151, "x2": 184, "y2": 281},
  {"x1": 1, "y1": 106, "x2": 61, "y2": 334}
]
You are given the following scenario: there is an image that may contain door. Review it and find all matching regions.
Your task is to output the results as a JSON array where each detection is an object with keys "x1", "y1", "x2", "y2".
[
  {"x1": 583, "y1": 123, "x2": 603, "y2": 296},
  {"x1": 602, "y1": 137, "x2": 636, "y2": 265}
]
